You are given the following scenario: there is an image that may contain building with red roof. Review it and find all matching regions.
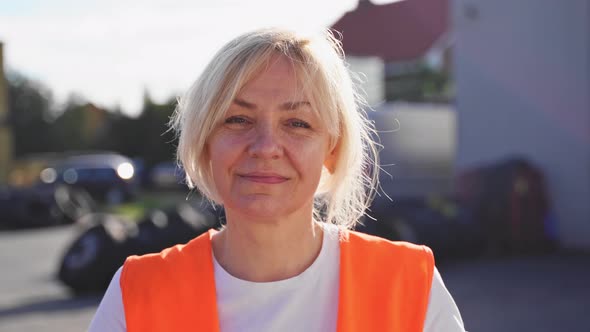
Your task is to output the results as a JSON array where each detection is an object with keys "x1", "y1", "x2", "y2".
[
  {"x1": 331, "y1": 0, "x2": 452, "y2": 102},
  {"x1": 332, "y1": 0, "x2": 449, "y2": 62}
]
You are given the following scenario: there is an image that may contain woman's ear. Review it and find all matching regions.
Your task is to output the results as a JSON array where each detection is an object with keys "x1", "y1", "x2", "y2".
[{"x1": 324, "y1": 138, "x2": 340, "y2": 174}]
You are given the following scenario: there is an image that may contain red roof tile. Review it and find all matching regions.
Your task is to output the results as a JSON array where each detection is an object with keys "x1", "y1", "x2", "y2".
[{"x1": 331, "y1": 0, "x2": 449, "y2": 61}]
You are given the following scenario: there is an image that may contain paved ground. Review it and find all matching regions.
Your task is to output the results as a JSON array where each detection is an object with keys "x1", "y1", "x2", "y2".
[
  {"x1": 0, "y1": 224, "x2": 589, "y2": 331},
  {"x1": 0, "y1": 225, "x2": 99, "y2": 332},
  {"x1": 439, "y1": 254, "x2": 590, "y2": 331}
]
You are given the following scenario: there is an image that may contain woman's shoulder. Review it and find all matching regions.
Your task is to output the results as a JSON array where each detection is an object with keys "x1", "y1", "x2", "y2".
[
  {"x1": 342, "y1": 229, "x2": 434, "y2": 263},
  {"x1": 344, "y1": 229, "x2": 431, "y2": 249},
  {"x1": 122, "y1": 229, "x2": 214, "y2": 280}
]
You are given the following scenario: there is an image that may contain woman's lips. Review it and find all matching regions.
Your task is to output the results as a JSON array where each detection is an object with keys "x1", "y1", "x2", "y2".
[{"x1": 238, "y1": 173, "x2": 289, "y2": 184}]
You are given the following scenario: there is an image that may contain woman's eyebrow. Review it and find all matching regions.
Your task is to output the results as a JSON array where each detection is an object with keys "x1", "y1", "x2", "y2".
[
  {"x1": 233, "y1": 98, "x2": 311, "y2": 111},
  {"x1": 233, "y1": 98, "x2": 256, "y2": 109},
  {"x1": 280, "y1": 101, "x2": 311, "y2": 111}
]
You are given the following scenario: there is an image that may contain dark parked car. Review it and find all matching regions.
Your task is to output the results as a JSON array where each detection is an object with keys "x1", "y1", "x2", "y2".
[
  {"x1": 0, "y1": 184, "x2": 94, "y2": 229},
  {"x1": 39, "y1": 153, "x2": 139, "y2": 204}
]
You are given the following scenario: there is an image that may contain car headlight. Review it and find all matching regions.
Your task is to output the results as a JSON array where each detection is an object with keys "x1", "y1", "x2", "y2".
[
  {"x1": 63, "y1": 168, "x2": 78, "y2": 184},
  {"x1": 40, "y1": 168, "x2": 57, "y2": 184},
  {"x1": 116, "y1": 162, "x2": 134, "y2": 180}
]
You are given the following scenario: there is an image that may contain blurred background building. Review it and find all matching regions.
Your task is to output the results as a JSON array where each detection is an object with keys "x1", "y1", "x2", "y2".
[
  {"x1": 333, "y1": 0, "x2": 456, "y2": 197},
  {"x1": 332, "y1": 0, "x2": 590, "y2": 250},
  {"x1": 452, "y1": 0, "x2": 590, "y2": 250},
  {"x1": 333, "y1": 0, "x2": 451, "y2": 104}
]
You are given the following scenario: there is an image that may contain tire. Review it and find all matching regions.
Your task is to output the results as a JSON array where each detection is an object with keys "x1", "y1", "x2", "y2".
[
  {"x1": 128, "y1": 202, "x2": 219, "y2": 255},
  {"x1": 53, "y1": 185, "x2": 96, "y2": 224},
  {"x1": 58, "y1": 214, "x2": 133, "y2": 293}
]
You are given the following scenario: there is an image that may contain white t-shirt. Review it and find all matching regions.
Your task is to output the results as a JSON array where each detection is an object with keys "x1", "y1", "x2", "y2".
[{"x1": 89, "y1": 225, "x2": 465, "y2": 331}]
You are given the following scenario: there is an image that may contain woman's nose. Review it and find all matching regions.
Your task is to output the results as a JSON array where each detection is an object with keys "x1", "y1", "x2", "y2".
[{"x1": 247, "y1": 123, "x2": 283, "y2": 159}]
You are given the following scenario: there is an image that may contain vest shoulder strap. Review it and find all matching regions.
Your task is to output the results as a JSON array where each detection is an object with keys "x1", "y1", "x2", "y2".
[
  {"x1": 121, "y1": 229, "x2": 220, "y2": 332},
  {"x1": 337, "y1": 230, "x2": 435, "y2": 332}
]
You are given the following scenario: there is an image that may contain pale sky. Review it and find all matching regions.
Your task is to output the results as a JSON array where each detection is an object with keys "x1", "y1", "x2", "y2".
[{"x1": 0, "y1": 0, "x2": 399, "y2": 116}]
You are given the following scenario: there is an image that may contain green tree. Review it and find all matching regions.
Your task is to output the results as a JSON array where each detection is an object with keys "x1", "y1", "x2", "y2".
[
  {"x1": 7, "y1": 72, "x2": 56, "y2": 157},
  {"x1": 102, "y1": 93, "x2": 177, "y2": 167},
  {"x1": 8, "y1": 72, "x2": 178, "y2": 168},
  {"x1": 51, "y1": 95, "x2": 91, "y2": 151},
  {"x1": 385, "y1": 62, "x2": 453, "y2": 103},
  {"x1": 135, "y1": 93, "x2": 178, "y2": 166}
]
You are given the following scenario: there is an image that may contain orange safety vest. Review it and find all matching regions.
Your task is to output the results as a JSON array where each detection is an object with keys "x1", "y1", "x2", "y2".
[{"x1": 121, "y1": 229, "x2": 434, "y2": 332}]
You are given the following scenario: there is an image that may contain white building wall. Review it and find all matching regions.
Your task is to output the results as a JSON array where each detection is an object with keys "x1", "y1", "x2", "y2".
[
  {"x1": 371, "y1": 102, "x2": 456, "y2": 198},
  {"x1": 453, "y1": 0, "x2": 590, "y2": 249},
  {"x1": 346, "y1": 56, "x2": 385, "y2": 107}
]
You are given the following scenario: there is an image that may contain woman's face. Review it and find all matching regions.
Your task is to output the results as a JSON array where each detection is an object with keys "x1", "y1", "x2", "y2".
[{"x1": 206, "y1": 55, "x2": 334, "y2": 221}]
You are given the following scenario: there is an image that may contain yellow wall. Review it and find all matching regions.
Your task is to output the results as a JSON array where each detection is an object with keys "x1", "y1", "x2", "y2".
[{"x1": 0, "y1": 42, "x2": 13, "y2": 183}]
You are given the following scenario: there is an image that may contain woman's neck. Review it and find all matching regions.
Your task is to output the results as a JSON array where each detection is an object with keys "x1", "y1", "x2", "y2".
[{"x1": 211, "y1": 209, "x2": 324, "y2": 282}]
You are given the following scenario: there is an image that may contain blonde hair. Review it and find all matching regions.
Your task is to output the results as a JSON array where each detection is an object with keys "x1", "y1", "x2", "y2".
[{"x1": 170, "y1": 27, "x2": 378, "y2": 229}]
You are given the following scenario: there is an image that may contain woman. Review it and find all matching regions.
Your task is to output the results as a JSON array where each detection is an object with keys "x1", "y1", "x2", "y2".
[{"x1": 89, "y1": 27, "x2": 465, "y2": 332}]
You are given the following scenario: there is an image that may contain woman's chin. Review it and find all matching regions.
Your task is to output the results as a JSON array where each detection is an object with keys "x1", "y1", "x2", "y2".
[{"x1": 224, "y1": 196, "x2": 306, "y2": 222}]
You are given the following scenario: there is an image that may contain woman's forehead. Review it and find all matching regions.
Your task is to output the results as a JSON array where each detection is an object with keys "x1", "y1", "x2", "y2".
[
  {"x1": 235, "y1": 55, "x2": 310, "y2": 104},
  {"x1": 219, "y1": 52, "x2": 338, "y2": 134}
]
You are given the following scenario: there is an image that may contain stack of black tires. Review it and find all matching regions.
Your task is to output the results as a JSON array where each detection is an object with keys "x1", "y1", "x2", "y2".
[
  {"x1": 58, "y1": 201, "x2": 220, "y2": 293},
  {"x1": 455, "y1": 157, "x2": 557, "y2": 255}
]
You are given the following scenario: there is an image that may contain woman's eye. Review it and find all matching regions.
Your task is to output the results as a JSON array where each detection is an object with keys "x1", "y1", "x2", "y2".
[
  {"x1": 288, "y1": 120, "x2": 311, "y2": 129},
  {"x1": 224, "y1": 116, "x2": 249, "y2": 125}
]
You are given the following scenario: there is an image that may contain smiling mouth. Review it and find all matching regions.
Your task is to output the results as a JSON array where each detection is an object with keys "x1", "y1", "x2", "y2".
[{"x1": 238, "y1": 174, "x2": 289, "y2": 184}]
